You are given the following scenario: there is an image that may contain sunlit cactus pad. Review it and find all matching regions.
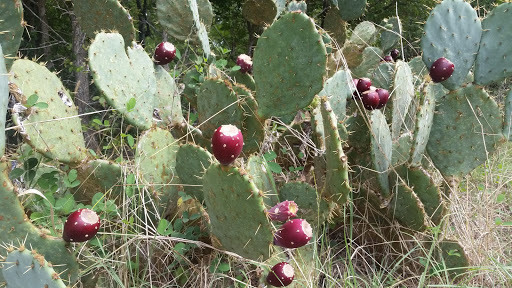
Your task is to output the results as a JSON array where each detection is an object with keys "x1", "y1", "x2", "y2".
[{"x1": 0, "y1": 0, "x2": 23, "y2": 70}]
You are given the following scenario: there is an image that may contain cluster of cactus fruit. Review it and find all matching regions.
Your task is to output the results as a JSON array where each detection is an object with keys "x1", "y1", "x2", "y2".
[{"x1": 0, "y1": 0, "x2": 511, "y2": 286}]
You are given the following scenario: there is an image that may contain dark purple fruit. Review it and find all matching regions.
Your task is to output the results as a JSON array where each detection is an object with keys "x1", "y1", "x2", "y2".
[
  {"x1": 236, "y1": 54, "x2": 253, "y2": 73},
  {"x1": 63, "y1": 208, "x2": 101, "y2": 242},
  {"x1": 273, "y1": 218, "x2": 312, "y2": 249},
  {"x1": 211, "y1": 125, "x2": 244, "y2": 165},
  {"x1": 390, "y1": 49, "x2": 400, "y2": 61},
  {"x1": 154, "y1": 42, "x2": 176, "y2": 65},
  {"x1": 361, "y1": 90, "x2": 380, "y2": 110},
  {"x1": 383, "y1": 55, "x2": 393, "y2": 62},
  {"x1": 356, "y1": 77, "x2": 372, "y2": 94},
  {"x1": 266, "y1": 262, "x2": 294, "y2": 287},
  {"x1": 375, "y1": 88, "x2": 390, "y2": 109},
  {"x1": 429, "y1": 57, "x2": 455, "y2": 83},
  {"x1": 267, "y1": 200, "x2": 298, "y2": 222}
]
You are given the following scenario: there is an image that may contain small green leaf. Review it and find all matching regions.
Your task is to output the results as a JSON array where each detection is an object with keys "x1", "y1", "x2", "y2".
[
  {"x1": 231, "y1": 65, "x2": 241, "y2": 71},
  {"x1": 126, "y1": 134, "x2": 135, "y2": 148},
  {"x1": 215, "y1": 59, "x2": 227, "y2": 68},
  {"x1": 26, "y1": 94, "x2": 39, "y2": 107},
  {"x1": 267, "y1": 162, "x2": 282, "y2": 173},
  {"x1": 263, "y1": 151, "x2": 277, "y2": 161},
  {"x1": 92, "y1": 118, "x2": 102, "y2": 126},
  {"x1": 174, "y1": 243, "x2": 186, "y2": 255},
  {"x1": 217, "y1": 262, "x2": 231, "y2": 272},
  {"x1": 68, "y1": 169, "x2": 78, "y2": 182},
  {"x1": 25, "y1": 157, "x2": 39, "y2": 170},
  {"x1": 157, "y1": 219, "x2": 173, "y2": 236},
  {"x1": 497, "y1": 193, "x2": 505, "y2": 203},
  {"x1": 126, "y1": 97, "x2": 136, "y2": 112},
  {"x1": 9, "y1": 168, "x2": 25, "y2": 179},
  {"x1": 33, "y1": 102, "x2": 48, "y2": 109}
]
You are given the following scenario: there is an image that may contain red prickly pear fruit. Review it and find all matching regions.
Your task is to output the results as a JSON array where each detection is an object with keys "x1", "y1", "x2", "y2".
[
  {"x1": 361, "y1": 90, "x2": 380, "y2": 110},
  {"x1": 236, "y1": 54, "x2": 253, "y2": 73},
  {"x1": 267, "y1": 200, "x2": 299, "y2": 222},
  {"x1": 383, "y1": 55, "x2": 393, "y2": 62},
  {"x1": 154, "y1": 42, "x2": 176, "y2": 65},
  {"x1": 63, "y1": 208, "x2": 100, "y2": 242},
  {"x1": 273, "y1": 218, "x2": 313, "y2": 249},
  {"x1": 375, "y1": 88, "x2": 390, "y2": 109},
  {"x1": 356, "y1": 77, "x2": 372, "y2": 93},
  {"x1": 211, "y1": 125, "x2": 244, "y2": 165},
  {"x1": 266, "y1": 262, "x2": 295, "y2": 287},
  {"x1": 390, "y1": 49, "x2": 400, "y2": 61},
  {"x1": 429, "y1": 57, "x2": 455, "y2": 83}
]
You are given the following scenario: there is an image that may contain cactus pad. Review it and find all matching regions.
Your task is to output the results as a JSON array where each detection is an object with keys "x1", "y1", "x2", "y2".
[
  {"x1": 73, "y1": 0, "x2": 135, "y2": 45},
  {"x1": 228, "y1": 70, "x2": 256, "y2": 91},
  {"x1": 253, "y1": 12, "x2": 327, "y2": 119},
  {"x1": 279, "y1": 181, "x2": 329, "y2": 225},
  {"x1": 9, "y1": 59, "x2": 87, "y2": 164},
  {"x1": 389, "y1": 183, "x2": 428, "y2": 231},
  {"x1": 320, "y1": 98, "x2": 350, "y2": 204},
  {"x1": 156, "y1": 0, "x2": 213, "y2": 43},
  {"x1": 0, "y1": 163, "x2": 78, "y2": 284},
  {"x1": 391, "y1": 61, "x2": 415, "y2": 139},
  {"x1": 352, "y1": 47, "x2": 383, "y2": 78},
  {"x1": 175, "y1": 144, "x2": 213, "y2": 202},
  {"x1": 318, "y1": 70, "x2": 352, "y2": 122},
  {"x1": 410, "y1": 83, "x2": 438, "y2": 167},
  {"x1": 154, "y1": 65, "x2": 184, "y2": 127},
  {"x1": 349, "y1": 21, "x2": 377, "y2": 46},
  {"x1": 75, "y1": 159, "x2": 123, "y2": 202},
  {"x1": 89, "y1": 33, "x2": 157, "y2": 130},
  {"x1": 474, "y1": 3, "x2": 512, "y2": 86},
  {"x1": 436, "y1": 240, "x2": 470, "y2": 278},
  {"x1": 242, "y1": 0, "x2": 277, "y2": 25},
  {"x1": 0, "y1": 0, "x2": 23, "y2": 70},
  {"x1": 391, "y1": 132, "x2": 412, "y2": 166},
  {"x1": 2, "y1": 246, "x2": 67, "y2": 288},
  {"x1": 247, "y1": 155, "x2": 279, "y2": 207},
  {"x1": 426, "y1": 85, "x2": 503, "y2": 177},
  {"x1": 379, "y1": 17, "x2": 400, "y2": 54},
  {"x1": 331, "y1": 0, "x2": 367, "y2": 21},
  {"x1": 323, "y1": 7, "x2": 347, "y2": 47},
  {"x1": 203, "y1": 164, "x2": 273, "y2": 261},
  {"x1": 421, "y1": 0, "x2": 481, "y2": 91},
  {"x1": 371, "y1": 62, "x2": 395, "y2": 91},
  {"x1": 370, "y1": 110, "x2": 392, "y2": 197},
  {"x1": 0, "y1": 45, "x2": 7, "y2": 157},
  {"x1": 240, "y1": 93, "x2": 265, "y2": 154},
  {"x1": 504, "y1": 89, "x2": 512, "y2": 141}
]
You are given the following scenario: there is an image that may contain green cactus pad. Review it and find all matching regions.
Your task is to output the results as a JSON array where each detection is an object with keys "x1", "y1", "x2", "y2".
[
  {"x1": 89, "y1": 33, "x2": 157, "y2": 130},
  {"x1": 391, "y1": 61, "x2": 415, "y2": 140},
  {"x1": 242, "y1": 0, "x2": 277, "y2": 25},
  {"x1": 331, "y1": 0, "x2": 367, "y2": 21},
  {"x1": 349, "y1": 21, "x2": 377, "y2": 46},
  {"x1": 2, "y1": 247, "x2": 67, "y2": 288},
  {"x1": 393, "y1": 165, "x2": 444, "y2": 225},
  {"x1": 408, "y1": 56, "x2": 428, "y2": 89},
  {"x1": 0, "y1": 0, "x2": 23, "y2": 70},
  {"x1": 247, "y1": 155, "x2": 279, "y2": 207},
  {"x1": 156, "y1": 0, "x2": 213, "y2": 43},
  {"x1": 474, "y1": 3, "x2": 512, "y2": 85},
  {"x1": 388, "y1": 183, "x2": 428, "y2": 231},
  {"x1": 240, "y1": 93, "x2": 265, "y2": 154},
  {"x1": 182, "y1": 69, "x2": 201, "y2": 107},
  {"x1": 379, "y1": 17, "x2": 400, "y2": 54},
  {"x1": 346, "y1": 111, "x2": 372, "y2": 169},
  {"x1": 436, "y1": 240, "x2": 470, "y2": 278},
  {"x1": 0, "y1": 163, "x2": 78, "y2": 284},
  {"x1": 203, "y1": 164, "x2": 273, "y2": 261},
  {"x1": 0, "y1": 45, "x2": 7, "y2": 157},
  {"x1": 392, "y1": 132, "x2": 412, "y2": 166},
  {"x1": 426, "y1": 85, "x2": 503, "y2": 177},
  {"x1": 253, "y1": 12, "x2": 327, "y2": 119},
  {"x1": 196, "y1": 78, "x2": 244, "y2": 139},
  {"x1": 370, "y1": 110, "x2": 392, "y2": 197},
  {"x1": 342, "y1": 41, "x2": 365, "y2": 69},
  {"x1": 320, "y1": 98, "x2": 350, "y2": 204},
  {"x1": 9, "y1": 59, "x2": 87, "y2": 164},
  {"x1": 73, "y1": 0, "x2": 135, "y2": 45},
  {"x1": 75, "y1": 159, "x2": 123, "y2": 203},
  {"x1": 371, "y1": 62, "x2": 395, "y2": 91},
  {"x1": 279, "y1": 181, "x2": 329, "y2": 225},
  {"x1": 189, "y1": 0, "x2": 211, "y2": 57},
  {"x1": 410, "y1": 83, "x2": 439, "y2": 167},
  {"x1": 421, "y1": 0, "x2": 481, "y2": 91},
  {"x1": 154, "y1": 65, "x2": 184, "y2": 127},
  {"x1": 504, "y1": 89, "x2": 512, "y2": 141},
  {"x1": 288, "y1": 0, "x2": 307, "y2": 13},
  {"x1": 318, "y1": 70, "x2": 352, "y2": 123},
  {"x1": 323, "y1": 7, "x2": 347, "y2": 47},
  {"x1": 135, "y1": 128, "x2": 180, "y2": 215},
  {"x1": 228, "y1": 70, "x2": 256, "y2": 91},
  {"x1": 352, "y1": 47, "x2": 383, "y2": 78},
  {"x1": 175, "y1": 144, "x2": 213, "y2": 202}
]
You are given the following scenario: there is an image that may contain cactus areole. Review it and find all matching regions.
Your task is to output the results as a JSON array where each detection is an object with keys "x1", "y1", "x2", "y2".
[
  {"x1": 211, "y1": 125, "x2": 244, "y2": 165},
  {"x1": 273, "y1": 218, "x2": 313, "y2": 249},
  {"x1": 236, "y1": 54, "x2": 253, "y2": 73},
  {"x1": 429, "y1": 57, "x2": 455, "y2": 83},
  {"x1": 154, "y1": 42, "x2": 176, "y2": 65},
  {"x1": 63, "y1": 209, "x2": 101, "y2": 242},
  {"x1": 266, "y1": 262, "x2": 295, "y2": 287}
]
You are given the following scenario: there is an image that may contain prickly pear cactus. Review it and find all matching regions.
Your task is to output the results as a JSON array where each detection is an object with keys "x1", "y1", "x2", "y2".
[
  {"x1": 410, "y1": 83, "x2": 438, "y2": 167},
  {"x1": 0, "y1": 45, "x2": 7, "y2": 158},
  {"x1": 323, "y1": 7, "x2": 347, "y2": 46},
  {"x1": 1, "y1": 246, "x2": 67, "y2": 288},
  {"x1": 0, "y1": 0, "x2": 23, "y2": 71},
  {"x1": 202, "y1": 164, "x2": 273, "y2": 261},
  {"x1": 242, "y1": 0, "x2": 278, "y2": 25},
  {"x1": 370, "y1": 110, "x2": 392, "y2": 197},
  {"x1": 72, "y1": 0, "x2": 135, "y2": 45},
  {"x1": 318, "y1": 70, "x2": 352, "y2": 122},
  {"x1": 279, "y1": 181, "x2": 329, "y2": 226},
  {"x1": 9, "y1": 59, "x2": 88, "y2": 164},
  {"x1": 330, "y1": 0, "x2": 367, "y2": 21},
  {"x1": 175, "y1": 143, "x2": 213, "y2": 202},
  {"x1": 75, "y1": 159, "x2": 123, "y2": 202},
  {"x1": 246, "y1": 155, "x2": 279, "y2": 207},
  {"x1": 391, "y1": 61, "x2": 415, "y2": 139},
  {"x1": 379, "y1": 17, "x2": 400, "y2": 54},
  {"x1": 252, "y1": 12, "x2": 327, "y2": 119},
  {"x1": 154, "y1": 65, "x2": 185, "y2": 127},
  {"x1": 504, "y1": 89, "x2": 512, "y2": 141},
  {"x1": 349, "y1": 21, "x2": 378, "y2": 46}
]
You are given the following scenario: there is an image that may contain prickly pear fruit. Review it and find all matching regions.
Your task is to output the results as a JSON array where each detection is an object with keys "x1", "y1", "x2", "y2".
[
  {"x1": 267, "y1": 200, "x2": 298, "y2": 222},
  {"x1": 383, "y1": 55, "x2": 393, "y2": 62},
  {"x1": 361, "y1": 90, "x2": 380, "y2": 110},
  {"x1": 429, "y1": 57, "x2": 454, "y2": 83},
  {"x1": 390, "y1": 48, "x2": 400, "y2": 61},
  {"x1": 356, "y1": 77, "x2": 372, "y2": 93},
  {"x1": 236, "y1": 54, "x2": 253, "y2": 73},
  {"x1": 154, "y1": 42, "x2": 176, "y2": 65},
  {"x1": 211, "y1": 125, "x2": 244, "y2": 165},
  {"x1": 273, "y1": 218, "x2": 313, "y2": 249},
  {"x1": 63, "y1": 209, "x2": 100, "y2": 242},
  {"x1": 375, "y1": 88, "x2": 390, "y2": 109},
  {"x1": 266, "y1": 262, "x2": 295, "y2": 287}
]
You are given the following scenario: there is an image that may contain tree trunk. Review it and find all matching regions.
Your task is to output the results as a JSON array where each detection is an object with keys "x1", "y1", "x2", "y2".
[{"x1": 37, "y1": 0, "x2": 53, "y2": 69}]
